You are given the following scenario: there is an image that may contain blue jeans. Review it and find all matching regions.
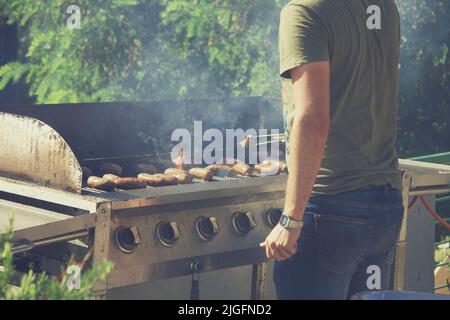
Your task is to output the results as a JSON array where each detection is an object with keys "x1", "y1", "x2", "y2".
[{"x1": 273, "y1": 184, "x2": 404, "y2": 300}]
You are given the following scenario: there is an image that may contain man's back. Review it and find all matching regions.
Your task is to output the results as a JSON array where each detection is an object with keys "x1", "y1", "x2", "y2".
[{"x1": 280, "y1": 0, "x2": 402, "y2": 194}]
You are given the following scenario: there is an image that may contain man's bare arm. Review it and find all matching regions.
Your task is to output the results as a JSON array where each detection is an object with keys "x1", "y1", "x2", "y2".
[
  {"x1": 285, "y1": 61, "x2": 330, "y2": 221},
  {"x1": 261, "y1": 61, "x2": 329, "y2": 261}
]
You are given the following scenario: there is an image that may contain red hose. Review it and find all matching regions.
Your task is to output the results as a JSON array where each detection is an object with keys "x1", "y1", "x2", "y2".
[
  {"x1": 419, "y1": 196, "x2": 450, "y2": 231},
  {"x1": 408, "y1": 196, "x2": 419, "y2": 211}
]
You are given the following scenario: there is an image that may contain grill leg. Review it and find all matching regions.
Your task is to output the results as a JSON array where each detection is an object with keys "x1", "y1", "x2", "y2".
[
  {"x1": 393, "y1": 172, "x2": 412, "y2": 291},
  {"x1": 92, "y1": 202, "x2": 112, "y2": 300},
  {"x1": 251, "y1": 263, "x2": 267, "y2": 300}
]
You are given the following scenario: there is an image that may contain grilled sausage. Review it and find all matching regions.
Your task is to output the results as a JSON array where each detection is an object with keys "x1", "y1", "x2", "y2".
[
  {"x1": 98, "y1": 163, "x2": 123, "y2": 176},
  {"x1": 138, "y1": 173, "x2": 178, "y2": 187},
  {"x1": 189, "y1": 168, "x2": 214, "y2": 181},
  {"x1": 112, "y1": 177, "x2": 147, "y2": 190},
  {"x1": 261, "y1": 159, "x2": 288, "y2": 173},
  {"x1": 103, "y1": 174, "x2": 120, "y2": 182},
  {"x1": 164, "y1": 168, "x2": 188, "y2": 176},
  {"x1": 280, "y1": 161, "x2": 288, "y2": 173},
  {"x1": 153, "y1": 174, "x2": 179, "y2": 185},
  {"x1": 232, "y1": 163, "x2": 253, "y2": 176},
  {"x1": 164, "y1": 168, "x2": 193, "y2": 184},
  {"x1": 131, "y1": 163, "x2": 158, "y2": 175},
  {"x1": 137, "y1": 173, "x2": 163, "y2": 186},
  {"x1": 254, "y1": 164, "x2": 280, "y2": 176},
  {"x1": 102, "y1": 174, "x2": 147, "y2": 189},
  {"x1": 169, "y1": 173, "x2": 193, "y2": 184},
  {"x1": 166, "y1": 173, "x2": 193, "y2": 184},
  {"x1": 87, "y1": 176, "x2": 116, "y2": 191},
  {"x1": 206, "y1": 164, "x2": 237, "y2": 177},
  {"x1": 279, "y1": 162, "x2": 288, "y2": 173}
]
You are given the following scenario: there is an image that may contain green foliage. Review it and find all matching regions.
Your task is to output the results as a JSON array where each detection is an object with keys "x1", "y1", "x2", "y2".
[
  {"x1": 0, "y1": 0, "x2": 448, "y2": 155},
  {"x1": 159, "y1": 0, "x2": 283, "y2": 96},
  {"x1": 0, "y1": 62, "x2": 27, "y2": 91},
  {"x1": 0, "y1": 218, "x2": 14, "y2": 298},
  {"x1": 396, "y1": 0, "x2": 450, "y2": 157},
  {"x1": 435, "y1": 238, "x2": 449, "y2": 266},
  {"x1": 0, "y1": 218, "x2": 113, "y2": 300},
  {"x1": 0, "y1": 0, "x2": 284, "y2": 102}
]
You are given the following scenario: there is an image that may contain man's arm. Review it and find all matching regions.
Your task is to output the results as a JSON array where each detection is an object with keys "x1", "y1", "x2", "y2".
[
  {"x1": 284, "y1": 61, "x2": 330, "y2": 220},
  {"x1": 261, "y1": 61, "x2": 330, "y2": 261}
]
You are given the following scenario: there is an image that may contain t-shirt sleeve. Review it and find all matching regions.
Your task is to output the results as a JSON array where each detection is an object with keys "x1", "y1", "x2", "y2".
[{"x1": 279, "y1": 4, "x2": 330, "y2": 79}]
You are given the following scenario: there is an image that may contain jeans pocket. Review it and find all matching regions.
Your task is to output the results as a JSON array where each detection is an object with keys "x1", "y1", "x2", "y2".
[{"x1": 316, "y1": 213, "x2": 375, "y2": 275}]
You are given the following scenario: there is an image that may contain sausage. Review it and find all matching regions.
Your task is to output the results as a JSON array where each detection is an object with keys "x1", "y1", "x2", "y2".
[
  {"x1": 153, "y1": 174, "x2": 179, "y2": 185},
  {"x1": 137, "y1": 173, "x2": 163, "y2": 186},
  {"x1": 279, "y1": 161, "x2": 288, "y2": 173},
  {"x1": 102, "y1": 174, "x2": 146, "y2": 189},
  {"x1": 138, "y1": 173, "x2": 178, "y2": 187},
  {"x1": 206, "y1": 164, "x2": 237, "y2": 177},
  {"x1": 103, "y1": 174, "x2": 120, "y2": 182},
  {"x1": 232, "y1": 163, "x2": 253, "y2": 176},
  {"x1": 164, "y1": 168, "x2": 188, "y2": 176},
  {"x1": 168, "y1": 173, "x2": 193, "y2": 184},
  {"x1": 112, "y1": 177, "x2": 147, "y2": 190},
  {"x1": 254, "y1": 164, "x2": 280, "y2": 176},
  {"x1": 164, "y1": 168, "x2": 193, "y2": 184},
  {"x1": 87, "y1": 176, "x2": 116, "y2": 191},
  {"x1": 98, "y1": 163, "x2": 123, "y2": 176},
  {"x1": 188, "y1": 168, "x2": 214, "y2": 181},
  {"x1": 261, "y1": 160, "x2": 288, "y2": 173},
  {"x1": 131, "y1": 163, "x2": 158, "y2": 175}
]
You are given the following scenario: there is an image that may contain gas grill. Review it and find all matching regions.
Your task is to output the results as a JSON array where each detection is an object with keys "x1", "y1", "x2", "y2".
[
  {"x1": 0, "y1": 97, "x2": 449, "y2": 299},
  {"x1": 0, "y1": 97, "x2": 287, "y2": 298}
]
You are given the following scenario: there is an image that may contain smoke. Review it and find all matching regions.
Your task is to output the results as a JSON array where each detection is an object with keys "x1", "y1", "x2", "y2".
[{"x1": 111, "y1": 0, "x2": 284, "y2": 102}]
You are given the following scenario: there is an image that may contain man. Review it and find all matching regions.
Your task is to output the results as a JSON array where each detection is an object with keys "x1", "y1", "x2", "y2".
[{"x1": 261, "y1": 0, "x2": 404, "y2": 299}]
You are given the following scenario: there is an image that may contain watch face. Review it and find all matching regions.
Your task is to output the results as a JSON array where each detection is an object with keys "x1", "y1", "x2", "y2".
[{"x1": 280, "y1": 215, "x2": 288, "y2": 226}]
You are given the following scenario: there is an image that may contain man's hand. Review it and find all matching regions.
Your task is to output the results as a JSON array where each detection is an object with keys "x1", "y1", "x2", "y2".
[{"x1": 260, "y1": 225, "x2": 301, "y2": 261}]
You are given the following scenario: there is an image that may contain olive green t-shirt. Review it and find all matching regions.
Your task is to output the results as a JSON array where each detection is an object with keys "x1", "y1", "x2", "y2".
[{"x1": 279, "y1": 0, "x2": 403, "y2": 195}]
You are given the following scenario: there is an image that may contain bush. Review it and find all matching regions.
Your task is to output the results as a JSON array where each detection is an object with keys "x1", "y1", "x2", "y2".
[{"x1": 0, "y1": 218, "x2": 113, "y2": 300}]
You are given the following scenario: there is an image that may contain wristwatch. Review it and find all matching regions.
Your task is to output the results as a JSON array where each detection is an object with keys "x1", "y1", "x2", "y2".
[{"x1": 278, "y1": 213, "x2": 304, "y2": 229}]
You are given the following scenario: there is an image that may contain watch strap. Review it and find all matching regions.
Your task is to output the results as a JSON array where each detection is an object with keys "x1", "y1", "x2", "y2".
[{"x1": 279, "y1": 214, "x2": 304, "y2": 229}]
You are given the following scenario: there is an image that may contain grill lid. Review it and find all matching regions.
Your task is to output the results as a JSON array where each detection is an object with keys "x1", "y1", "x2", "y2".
[{"x1": 0, "y1": 112, "x2": 82, "y2": 192}]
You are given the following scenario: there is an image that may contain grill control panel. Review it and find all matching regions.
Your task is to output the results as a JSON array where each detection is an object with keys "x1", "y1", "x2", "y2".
[
  {"x1": 113, "y1": 208, "x2": 282, "y2": 254},
  {"x1": 108, "y1": 196, "x2": 284, "y2": 288}
]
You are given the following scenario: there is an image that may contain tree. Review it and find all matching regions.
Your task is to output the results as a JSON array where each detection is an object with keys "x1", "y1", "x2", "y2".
[
  {"x1": 158, "y1": 0, "x2": 283, "y2": 97},
  {"x1": 0, "y1": 0, "x2": 449, "y2": 155},
  {"x1": 396, "y1": 0, "x2": 450, "y2": 157},
  {"x1": 0, "y1": 0, "x2": 164, "y2": 102},
  {"x1": 0, "y1": 0, "x2": 283, "y2": 102}
]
